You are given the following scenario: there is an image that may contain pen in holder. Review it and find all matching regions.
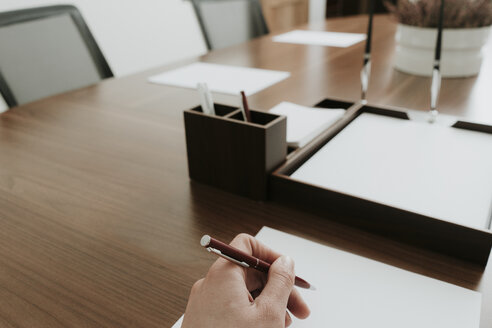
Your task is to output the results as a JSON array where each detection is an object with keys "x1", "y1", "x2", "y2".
[{"x1": 184, "y1": 103, "x2": 287, "y2": 200}]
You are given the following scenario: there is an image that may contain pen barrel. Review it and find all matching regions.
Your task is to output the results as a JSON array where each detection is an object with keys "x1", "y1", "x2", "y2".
[
  {"x1": 205, "y1": 236, "x2": 312, "y2": 289},
  {"x1": 364, "y1": 0, "x2": 374, "y2": 55},
  {"x1": 208, "y1": 237, "x2": 271, "y2": 271},
  {"x1": 435, "y1": 0, "x2": 445, "y2": 62},
  {"x1": 250, "y1": 258, "x2": 312, "y2": 289},
  {"x1": 240, "y1": 91, "x2": 252, "y2": 122},
  {"x1": 294, "y1": 276, "x2": 311, "y2": 289},
  {"x1": 254, "y1": 258, "x2": 271, "y2": 273}
]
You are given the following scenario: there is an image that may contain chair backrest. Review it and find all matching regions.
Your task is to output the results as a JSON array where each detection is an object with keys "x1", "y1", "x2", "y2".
[
  {"x1": 0, "y1": 5, "x2": 113, "y2": 108},
  {"x1": 190, "y1": 0, "x2": 269, "y2": 50}
]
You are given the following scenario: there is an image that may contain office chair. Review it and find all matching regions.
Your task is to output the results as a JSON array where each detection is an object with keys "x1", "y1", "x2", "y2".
[
  {"x1": 0, "y1": 5, "x2": 113, "y2": 108},
  {"x1": 190, "y1": 0, "x2": 269, "y2": 50}
]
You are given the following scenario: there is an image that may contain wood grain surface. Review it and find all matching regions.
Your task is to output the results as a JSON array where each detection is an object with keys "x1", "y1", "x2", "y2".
[{"x1": 0, "y1": 15, "x2": 491, "y2": 327}]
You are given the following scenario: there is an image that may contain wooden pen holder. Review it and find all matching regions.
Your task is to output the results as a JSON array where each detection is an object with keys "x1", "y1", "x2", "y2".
[{"x1": 184, "y1": 104, "x2": 287, "y2": 200}]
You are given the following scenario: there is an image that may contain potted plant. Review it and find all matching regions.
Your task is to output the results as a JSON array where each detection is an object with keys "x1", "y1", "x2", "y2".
[{"x1": 385, "y1": 0, "x2": 492, "y2": 77}]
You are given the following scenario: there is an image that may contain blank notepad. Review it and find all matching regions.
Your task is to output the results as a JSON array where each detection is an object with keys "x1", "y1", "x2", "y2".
[
  {"x1": 148, "y1": 62, "x2": 290, "y2": 95},
  {"x1": 172, "y1": 227, "x2": 481, "y2": 328},
  {"x1": 292, "y1": 113, "x2": 492, "y2": 229},
  {"x1": 273, "y1": 30, "x2": 366, "y2": 48},
  {"x1": 270, "y1": 102, "x2": 345, "y2": 148}
]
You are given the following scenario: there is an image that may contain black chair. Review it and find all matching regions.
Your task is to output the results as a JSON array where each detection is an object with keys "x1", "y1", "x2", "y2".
[
  {"x1": 190, "y1": 0, "x2": 269, "y2": 50},
  {"x1": 0, "y1": 5, "x2": 113, "y2": 108}
]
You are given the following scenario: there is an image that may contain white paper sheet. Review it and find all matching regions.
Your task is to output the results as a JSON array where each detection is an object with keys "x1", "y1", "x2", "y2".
[
  {"x1": 148, "y1": 62, "x2": 290, "y2": 95},
  {"x1": 171, "y1": 227, "x2": 481, "y2": 328},
  {"x1": 270, "y1": 102, "x2": 345, "y2": 148},
  {"x1": 292, "y1": 112, "x2": 492, "y2": 229},
  {"x1": 273, "y1": 30, "x2": 366, "y2": 48}
]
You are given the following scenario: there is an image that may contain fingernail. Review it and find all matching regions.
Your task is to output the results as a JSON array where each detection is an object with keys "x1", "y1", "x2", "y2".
[{"x1": 279, "y1": 255, "x2": 294, "y2": 270}]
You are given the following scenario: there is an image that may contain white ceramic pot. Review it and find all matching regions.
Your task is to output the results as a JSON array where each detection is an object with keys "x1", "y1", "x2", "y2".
[{"x1": 395, "y1": 24, "x2": 491, "y2": 77}]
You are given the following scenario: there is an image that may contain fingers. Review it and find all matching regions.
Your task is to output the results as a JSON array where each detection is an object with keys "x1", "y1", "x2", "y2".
[
  {"x1": 229, "y1": 233, "x2": 282, "y2": 264},
  {"x1": 229, "y1": 233, "x2": 283, "y2": 291},
  {"x1": 287, "y1": 288, "x2": 311, "y2": 319},
  {"x1": 225, "y1": 233, "x2": 311, "y2": 319},
  {"x1": 247, "y1": 267, "x2": 311, "y2": 319},
  {"x1": 255, "y1": 256, "x2": 295, "y2": 316},
  {"x1": 206, "y1": 233, "x2": 310, "y2": 321},
  {"x1": 207, "y1": 233, "x2": 280, "y2": 281},
  {"x1": 244, "y1": 269, "x2": 267, "y2": 292}
]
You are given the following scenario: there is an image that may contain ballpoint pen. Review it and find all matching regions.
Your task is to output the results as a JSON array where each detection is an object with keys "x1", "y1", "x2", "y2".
[
  {"x1": 240, "y1": 91, "x2": 252, "y2": 122},
  {"x1": 360, "y1": 0, "x2": 374, "y2": 104},
  {"x1": 200, "y1": 235, "x2": 316, "y2": 290},
  {"x1": 429, "y1": 0, "x2": 445, "y2": 123},
  {"x1": 197, "y1": 83, "x2": 215, "y2": 116}
]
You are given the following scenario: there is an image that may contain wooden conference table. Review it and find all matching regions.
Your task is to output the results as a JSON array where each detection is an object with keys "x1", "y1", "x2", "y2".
[{"x1": 1, "y1": 15, "x2": 491, "y2": 327}]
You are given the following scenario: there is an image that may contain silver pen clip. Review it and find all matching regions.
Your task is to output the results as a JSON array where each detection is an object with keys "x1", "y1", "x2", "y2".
[{"x1": 206, "y1": 247, "x2": 250, "y2": 268}]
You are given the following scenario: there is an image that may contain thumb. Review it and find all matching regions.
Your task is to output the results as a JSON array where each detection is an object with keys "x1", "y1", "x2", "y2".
[{"x1": 257, "y1": 256, "x2": 295, "y2": 311}]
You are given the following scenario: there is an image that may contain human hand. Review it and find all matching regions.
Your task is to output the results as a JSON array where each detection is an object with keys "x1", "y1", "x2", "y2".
[{"x1": 181, "y1": 233, "x2": 310, "y2": 328}]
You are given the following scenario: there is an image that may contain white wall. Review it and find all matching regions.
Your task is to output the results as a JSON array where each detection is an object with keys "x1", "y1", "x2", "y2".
[{"x1": 0, "y1": 0, "x2": 207, "y2": 112}]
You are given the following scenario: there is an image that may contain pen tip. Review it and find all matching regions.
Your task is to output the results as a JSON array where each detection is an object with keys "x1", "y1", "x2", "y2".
[
  {"x1": 309, "y1": 285, "x2": 317, "y2": 291},
  {"x1": 200, "y1": 235, "x2": 211, "y2": 247}
]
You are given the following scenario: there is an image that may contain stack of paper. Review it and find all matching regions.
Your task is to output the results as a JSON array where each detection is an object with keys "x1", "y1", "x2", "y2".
[
  {"x1": 291, "y1": 112, "x2": 492, "y2": 229},
  {"x1": 172, "y1": 227, "x2": 481, "y2": 327},
  {"x1": 273, "y1": 30, "x2": 366, "y2": 48},
  {"x1": 269, "y1": 102, "x2": 345, "y2": 148},
  {"x1": 148, "y1": 62, "x2": 290, "y2": 95}
]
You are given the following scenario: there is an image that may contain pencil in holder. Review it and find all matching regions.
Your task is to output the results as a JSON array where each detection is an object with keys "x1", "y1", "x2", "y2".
[{"x1": 184, "y1": 103, "x2": 287, "y2": 200}]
